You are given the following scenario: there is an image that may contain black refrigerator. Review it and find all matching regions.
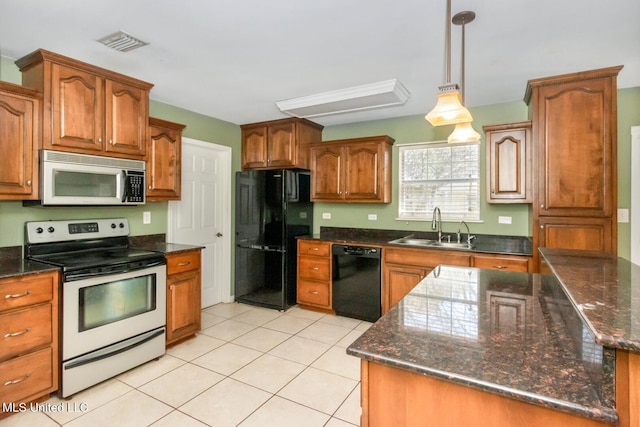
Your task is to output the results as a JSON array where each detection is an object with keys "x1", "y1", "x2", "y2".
[{"x1": 235, "y1": 169, "x2": 313, "y2": 310}]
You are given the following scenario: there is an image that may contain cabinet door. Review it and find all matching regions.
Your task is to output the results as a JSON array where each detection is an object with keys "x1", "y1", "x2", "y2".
[
  {"x1": 310, "y1": 145, "x2": 343, "y2": 201},
  {"x1": 242, "y1": 125, "x2": 268, "y2": 169},
  {"x1": 538, "y1": 217, "x2": 612, "y2": 253},
  {"x1": 536, "y1": 77, "x2": 614, "y2": 217},
  {"x1": 50, "y1": 63, "x2": 104, "y2": 151},
  {"x1": 344, "y1": 142, "x2": 381, "y2": 201},
  {"x1": 0, "y1": 89, "x2": 38, "y2": 199},
  {"x1": 166, "y1": 269, "x2": 201, "y2": 345},
  {"x1": 267, "y1": 121, "x2": 296, "y2": 167},
  {"x1": 147, "y1": 119, "x2": 183, "y2": 200},
  {"x1": 485, "y1": 123, "x2": 531, "y2": 203},
  {"x1": 104, "y1": 79, "x2": 147, "y2": 157},
  {"x1": 384, "y1": 264, "x2": 428, "y2": 314}
]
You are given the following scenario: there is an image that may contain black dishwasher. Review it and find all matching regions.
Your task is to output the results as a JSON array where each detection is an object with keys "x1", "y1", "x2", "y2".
[{"x1": 332, "y1": 245, "x2": 382, "y2": 322}]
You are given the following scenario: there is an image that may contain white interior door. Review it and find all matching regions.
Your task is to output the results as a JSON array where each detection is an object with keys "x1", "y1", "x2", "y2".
[{"x1": 168, "y1": 137, "x2": 232, "y2": 307}]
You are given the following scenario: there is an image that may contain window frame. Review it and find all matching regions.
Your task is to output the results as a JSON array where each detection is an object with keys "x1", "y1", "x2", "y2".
[{"x1": 397, "y1": 140, "x2": 481, "y2": 222}]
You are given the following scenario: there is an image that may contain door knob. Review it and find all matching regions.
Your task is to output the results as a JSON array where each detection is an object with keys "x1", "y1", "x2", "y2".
[{"x1": 216, "y1": 232, "x2": 223, "y2": 237}]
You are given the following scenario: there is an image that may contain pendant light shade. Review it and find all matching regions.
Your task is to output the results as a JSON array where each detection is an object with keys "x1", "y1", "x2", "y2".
[
  {"x1": 448, "y1": 121, "x2": 481, "y2": 144},
  {"x1": 425, "y1": 84, "x2": 473, "y2": 126}
]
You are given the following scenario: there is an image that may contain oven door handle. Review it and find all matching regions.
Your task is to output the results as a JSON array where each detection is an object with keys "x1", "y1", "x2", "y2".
[
  {"x1": 64, "y1": 328, "x2": 165, "y2": 370},
  {"x1": 64, "y1": 260, "x2": 166, "y2": 281}
]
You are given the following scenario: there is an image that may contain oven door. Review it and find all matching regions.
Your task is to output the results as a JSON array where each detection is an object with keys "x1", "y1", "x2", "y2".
[{"x1": 62, "y1": 264, "x2": 166, "y2": 361}]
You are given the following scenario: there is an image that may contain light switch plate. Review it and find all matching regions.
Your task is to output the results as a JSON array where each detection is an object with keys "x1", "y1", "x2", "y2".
[
  {"x1": 618, "y1": 208, "x2": 629, "y2": 223},
  {"x1": 143, "y1": 211, "x2": 151, "y2": 224},
  {"x1": 498, "y1": 216, "x2": 512, "y2": 225},
  {"x1": 368, "y1": 214, "x2": 377, "y2": 221},
  {"x1": 322, "y1": 212, "x2": 332, "y2": 220}
]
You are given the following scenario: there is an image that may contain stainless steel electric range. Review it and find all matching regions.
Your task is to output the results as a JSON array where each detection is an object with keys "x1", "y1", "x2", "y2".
[{"x1": 24, "y1": 218, "x2": 167, "y2": 398}]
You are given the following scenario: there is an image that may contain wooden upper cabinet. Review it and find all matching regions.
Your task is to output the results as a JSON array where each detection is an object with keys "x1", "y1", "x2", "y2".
[
  {"x1": 147, "y1": 117, "x2": 186, "y2": 201},
  {"x1": 16, "y1": 49, "x2": 153, "y2": 159},
  {"x1": 240, "y1": 118, "x2": 323, "y2": 170},
  {"x1": 525, "y1": 66, "x2": 621, "y2": 218},
  {"x1": 484, "y1": 121, "x2": 531, "y2": 203},
  {"x1": 0, "y1": 82, "x2": 40, "y2": 200},
  {"x1": 310, "y1": 135, "x2": 394, "y2": 203}
]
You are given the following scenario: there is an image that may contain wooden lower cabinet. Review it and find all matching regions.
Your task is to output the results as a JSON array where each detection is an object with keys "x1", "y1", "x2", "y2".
[
  {"x1": 615, "y1": 349, "x2": 640, "y2": 427},
  {"x1": 0, "y1": 271, "x2": 58, "y2": 415},
  {"x1": 166, "y1": 250, "x2": 202, "y2": 346},
  {"x1": 360, "y1": 360, "x2": 613, "y2": 427},
  {"x1": 296, "y1": 240, "x2": 332, "y2": 310},
  {"x1": 383, "y1": 247, "x2": 470, "y2": 314}
]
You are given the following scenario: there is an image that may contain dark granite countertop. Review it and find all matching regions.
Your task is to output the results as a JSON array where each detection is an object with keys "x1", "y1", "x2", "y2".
[
  {"x1": 300, "y1": 227, "x2": 532, "y2": 256},
  {"x1": 0, "y1": 258, "x2": 60, "y2": 279},
  {"x1": 540, "y1": 248, "x2": 640, "y2": 352},
  {"x1": 133, "y1": 242, "x2": 205, "y2": 255},
  {"x1": 346, "y1": 265, "x2": 617, "y2": 424}
]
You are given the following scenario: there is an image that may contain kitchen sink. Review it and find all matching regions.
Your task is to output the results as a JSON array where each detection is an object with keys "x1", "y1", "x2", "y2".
[{"x1": 388, "y1": 236, "x2": 475, "y2": 250}]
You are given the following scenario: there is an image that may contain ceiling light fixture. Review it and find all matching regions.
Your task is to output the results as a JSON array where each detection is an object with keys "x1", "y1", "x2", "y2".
[
  {"x1": 448, "y1": 10, "x2": 481, "y2": 144},
  {"x1": 98, "y1": 30, "x2": 149, "y2": 52},
  {"x1": 425, "y1": 0, "x2": 472, "y2": 127},
  {"x1": 275, "y1": 79, "x2": 410, "y2": 119}
]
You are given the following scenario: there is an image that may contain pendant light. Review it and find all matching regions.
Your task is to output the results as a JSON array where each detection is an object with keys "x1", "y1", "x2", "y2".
[
  {"x1": 447, "y1": 10, "x2": 481, "y2": 144},
  {"x1": 425, "y1": 0, "x2": 473, "y2": 126}
]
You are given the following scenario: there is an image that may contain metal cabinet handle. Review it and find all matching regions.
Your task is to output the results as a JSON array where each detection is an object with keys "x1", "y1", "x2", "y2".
[
  {"x1": 311, "y1": 247, "x2": 319, "y2": 251},
  {"x1": 311, "y1": 267, "x2": 319, "y2": 271},
  {"x1": 309, "y1": 291, "x2": 319, "y2": 295},
  {"x1": 178, "y1": 261, "x2": 191, "y2": 267},
  {"x1": 5, "y1": 291, "x2": 31, "y2": 299},
  {"x1": 493, "y1": 265, "x2": 508, "y2": 269},
  {"x1": 4, "y1": 374, "x2": 30, "y2": 386},
  {"x1": 4, "y1": 328, "x2": 30, "y2": 338}
]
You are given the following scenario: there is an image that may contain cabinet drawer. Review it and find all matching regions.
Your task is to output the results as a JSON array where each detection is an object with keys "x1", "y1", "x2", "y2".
[
  {"x1": 472, "y1": 255, "x2": 529, "y2": 272},
  {"x1": 167, "y1": 251, "x2": 201, "y2": 275},
  {"x1": 297, "y1": 279, "x2": 330, "y2": 307},
  {"x1": 0, "y1": 304, "x2": 53, "y2": 361},
  {"x1": 298, "y1": 240, "x2": 330, "y2": 257},
  {"x1": 0, "y1": 346, "x2": 53, "y2": 404},
  {"x1": 0, "y1": 273, "x2": 55, "y2": 312},
  {"x1": 384, "y1": 247, "x2": 471, "y2": 268},
  {"x1": 298, "y1": 256, "x2": 330, "y2": 281}
]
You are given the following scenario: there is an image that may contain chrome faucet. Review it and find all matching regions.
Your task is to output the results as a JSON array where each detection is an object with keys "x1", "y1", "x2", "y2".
[
  {"x1": 457, "y1": 220, "x2": 476, "y2": 247},
  {"x1": 431, "y1": 207, "x2": 442, "y2": 242}
]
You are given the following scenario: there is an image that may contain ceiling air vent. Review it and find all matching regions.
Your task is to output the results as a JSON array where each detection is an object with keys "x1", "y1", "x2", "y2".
[{"x1": 97, "y1": 31, "x2": 149, "y2": 52}]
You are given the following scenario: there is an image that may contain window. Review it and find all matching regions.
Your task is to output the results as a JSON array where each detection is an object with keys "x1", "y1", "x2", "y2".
[{"x1": 398, "y1": 141, "x2": 480, "y2": 221}]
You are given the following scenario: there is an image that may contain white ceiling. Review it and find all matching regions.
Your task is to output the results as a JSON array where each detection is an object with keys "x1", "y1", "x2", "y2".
[{"x1": 1, "y1": 0, "x2": 638, "y2": 127}]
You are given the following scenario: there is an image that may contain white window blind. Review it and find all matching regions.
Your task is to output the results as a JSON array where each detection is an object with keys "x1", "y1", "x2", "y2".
[{"x1": 398, "y1": 141, "x2": 480, "y2": 221}]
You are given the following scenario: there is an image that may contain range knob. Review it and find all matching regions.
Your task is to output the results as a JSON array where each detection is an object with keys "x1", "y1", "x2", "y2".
[
  {"x1": 119, "y1": 222, "x2": 125, "y2": 228},
  {"x1": 111, "y1": 223, "x2": 117, "y2": 229},
  {"x1": 36, "y1": 227, "x2": 43, "y2": 234},
  {"x1": 48, "y1": 227, "x2": 55, "y2": 233}
]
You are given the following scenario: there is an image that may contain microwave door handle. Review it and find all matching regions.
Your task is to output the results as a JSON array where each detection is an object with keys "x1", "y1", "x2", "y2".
[{"x1": 120, "y1": 170, "x2": 129, "y2": 202}]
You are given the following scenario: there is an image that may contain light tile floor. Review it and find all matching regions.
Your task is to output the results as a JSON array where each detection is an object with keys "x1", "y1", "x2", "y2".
[{"x1": 1, "y1": 304, "x2": 369, "y2": 427}]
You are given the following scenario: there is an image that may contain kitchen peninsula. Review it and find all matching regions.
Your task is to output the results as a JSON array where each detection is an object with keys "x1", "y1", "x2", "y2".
[{"x1": 347, "y1": 248, "x2": 636, "y2": 426}]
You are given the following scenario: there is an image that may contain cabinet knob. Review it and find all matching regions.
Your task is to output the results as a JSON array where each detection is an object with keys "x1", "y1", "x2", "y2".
[
  {"x1": 26, "y1": 180, "x2": 32, "y2": 186},
  {"x1": 109, "y1": 140, "x2": 113, "y2": 145},
  {"x1": 98, "y1": 137, "x2": 102, "y2": 143},
  {"x1": 148, "y1": 186, "x2": 152, "y2": 190},
  {"x1": 540, "y1": 225, "x2": 544, "y2": 229},
  {"x1": 491, "y1": 188, "x2": 495, "y2": 194},
  {"x1": 540, "y1": 204, "x2": 545, "y2": 209}
]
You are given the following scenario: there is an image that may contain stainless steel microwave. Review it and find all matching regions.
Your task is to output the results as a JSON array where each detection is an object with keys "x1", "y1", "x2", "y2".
[{"x1": 32, "y1": 150, "x2": 146, "y2": 206}]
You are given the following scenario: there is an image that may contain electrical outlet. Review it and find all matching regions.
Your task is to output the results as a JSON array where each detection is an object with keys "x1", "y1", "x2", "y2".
[
  {"x1": 322, "y1": 212, "x2": 332, "y2": 220},
  {"x1": 368, "y1": 214, "x2": 377, "y2": 221},
  {"x1": 299, "y1": 212, "x2": 307, "y2": 219},
  {"x1": 143, "y1": 211, "x2": 151, "y2": 224},
  {"x1": 618, "y1": 208, "x2": 629, "y2": 223},
  {"x1": 498, "y1": 216, "x2": 512, "y2": 225}
]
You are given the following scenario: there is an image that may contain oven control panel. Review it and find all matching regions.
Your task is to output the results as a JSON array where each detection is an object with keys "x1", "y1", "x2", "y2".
[{"x1": 25, "y1": 218, "x2": 130, "y2": 244}]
